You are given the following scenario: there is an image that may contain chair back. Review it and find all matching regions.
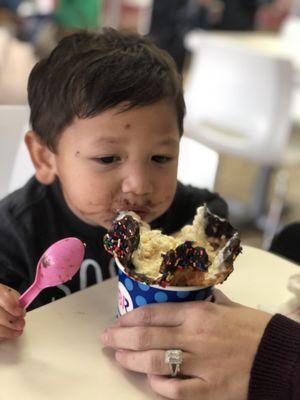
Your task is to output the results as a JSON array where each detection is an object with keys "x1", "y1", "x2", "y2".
[
  {"x1": 0, "y1": 105, "x2": 33, "y2": 199},
  {"x1": 280, "y1": 15, "x2": 300, "y2": 43},
  {"x1": 184, "y1": 33, "x2": 293, "y2": 165},
  {"x1": 178, "y1": 136, "x2": 218, "y2": 191},
  {"x1": 280, "y1": 15, "x2": 300, "y2": 76}
]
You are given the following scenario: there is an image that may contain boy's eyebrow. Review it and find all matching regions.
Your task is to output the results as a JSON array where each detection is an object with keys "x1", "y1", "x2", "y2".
[
  {"x1": 91, "y1": 137, "x2": 179, "y2": 146},
  {"x1": 157, "y1": 138, "x2": 179, "y2": 147},
  {"x1": 92, "y1": 137, "x2": 120, "y2": 145}
]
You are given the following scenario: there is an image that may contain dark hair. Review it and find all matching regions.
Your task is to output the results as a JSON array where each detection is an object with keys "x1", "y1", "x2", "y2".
[{"x1": 28, "y1": 28, "x2": 186, "y2": 151}]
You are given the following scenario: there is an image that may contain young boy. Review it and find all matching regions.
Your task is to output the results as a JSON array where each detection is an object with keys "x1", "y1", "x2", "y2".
[{"x1": 0, "y1": 28, "x2": 227, "y2": 340}]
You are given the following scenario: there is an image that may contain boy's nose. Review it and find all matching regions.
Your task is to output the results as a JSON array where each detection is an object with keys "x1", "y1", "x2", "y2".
[{"x1": 122, "y1": 164, "x2": 153, "y2": 195}]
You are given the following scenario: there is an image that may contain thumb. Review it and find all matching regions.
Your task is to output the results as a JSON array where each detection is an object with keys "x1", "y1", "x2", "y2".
[{"x1": 213, "y1": 289, "x2": 234, "y2": 305}]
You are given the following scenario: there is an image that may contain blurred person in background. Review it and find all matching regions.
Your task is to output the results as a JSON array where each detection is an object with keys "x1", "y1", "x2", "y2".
[
  {"x1": 54, "y1": 0, "x2": 102, "y2": 34},
  {"x1": 199, "y1": 0, "x2": 291, "y2": 31},
  {"x1": 0, "y1": 0, "x2": 22, "y2": 33},
  {"x1": 269, "y1": 221, "x2": 300, "y2": 265},
  {"x1": 0, "y1": 0, "x2": 22, "y2": 13},
  {"x1": 255, "y1": 0, "x2": 291, "y2": 30},
  {"x1": 17, "y1": 0, "x2": 55, "y2": 46},
  {"x1": 149, "y1": 0, "x2": 188, "y2": 72},
  {"x1": 0, "y1": 0, "x2": 38, "y2": 104},
  {"x1": 25, "y1": 0, "x2": 103, "y2": 58},
  {"x1": 149, "y1": 0, "x2": 292, "y2": 72}
]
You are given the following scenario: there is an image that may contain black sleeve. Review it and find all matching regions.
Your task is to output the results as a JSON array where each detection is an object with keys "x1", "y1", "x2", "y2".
[
  {"x1": 0, "y1": 211, "x2": 33, "y2": 293},
  {"x1": 151, "y1": 181, "x2": 228, "y2": 234},
  {"x1": 292, "y1": 362, "x2": 300, "y2": 400},
  {"x1": 0, "y1": 182, "x2": 41, "y2": 293},
  {"x1": 248, "y1": 314, "x2": 300, "y2": 400}
]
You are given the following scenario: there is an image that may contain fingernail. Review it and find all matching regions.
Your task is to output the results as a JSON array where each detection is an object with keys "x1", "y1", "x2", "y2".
[{"x1": 14, "y1": 307, "x2": 25, "y2": 317}]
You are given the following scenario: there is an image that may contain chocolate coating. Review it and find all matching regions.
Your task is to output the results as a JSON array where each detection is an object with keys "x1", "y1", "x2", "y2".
[
  {"x1": 159, "y1": 241, "x2": 210, "y2": 286},
  {"x1": 103, "y1": 215, "x2": 140, "y2": 267}
]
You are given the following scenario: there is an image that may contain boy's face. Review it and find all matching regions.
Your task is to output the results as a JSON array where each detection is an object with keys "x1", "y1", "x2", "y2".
[{"x1": 52, "y1": 100, "x2": 180, "y2": 229}]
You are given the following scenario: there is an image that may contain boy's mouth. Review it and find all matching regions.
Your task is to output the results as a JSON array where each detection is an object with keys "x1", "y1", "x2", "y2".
[
  {"x1": 113, "y1": 207, "x2": 150, "y2": 220},
  {"x1": 131, "y1": 210, "x2": 148, "y2": 219}
]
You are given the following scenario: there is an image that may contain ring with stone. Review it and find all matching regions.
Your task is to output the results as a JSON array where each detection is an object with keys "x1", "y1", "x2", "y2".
[{"x1": 165, "y1": 349, "x2": 183, "y2": 377}]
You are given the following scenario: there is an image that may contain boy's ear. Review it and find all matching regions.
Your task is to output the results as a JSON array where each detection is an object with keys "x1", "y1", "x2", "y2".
[{"x1": 25, "y1": 131, "x2": 57, "y2": 185}]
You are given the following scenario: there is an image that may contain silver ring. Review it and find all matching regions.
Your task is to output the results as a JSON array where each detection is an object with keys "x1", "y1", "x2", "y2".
[{"x1": 165, "y1": 349, "x2": 183, "y2": 377}]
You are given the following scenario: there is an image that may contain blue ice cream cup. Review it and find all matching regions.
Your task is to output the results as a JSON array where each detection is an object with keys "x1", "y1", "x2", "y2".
[{"x1": 116, "y1": 258, "x2": 213, "y2": 316}]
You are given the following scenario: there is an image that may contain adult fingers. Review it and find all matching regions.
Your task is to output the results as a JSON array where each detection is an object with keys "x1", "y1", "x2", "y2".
[
  {"x1": 102, "y1": 326, "x2": 184, "y2": 351},
  {"x1": 115, "y1": 349, "x2": 199, "y2": 377},
  {"x1": 0, "y1": 284, "x2": 24, "y2": 317},
  {"x1": 117, "y1": 302, "x2": 185, "y2": 328},
  {"x1": 0, "y1": 307, "x2": 25, "y2": 331},
  {"x1": 0, "y1": 324, "x2": 24, "y2": 340},
  {"x1": 148, "y1": 375, "x2": 208, "y2": 400}
]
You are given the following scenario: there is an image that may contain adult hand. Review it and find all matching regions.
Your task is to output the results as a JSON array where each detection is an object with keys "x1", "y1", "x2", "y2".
[
  {"x1": 101, "y1": 290, "x2": 272, "y2": 400},
  {"x1": 0, "y1": 283, "x2": 25, "y2": 340}
]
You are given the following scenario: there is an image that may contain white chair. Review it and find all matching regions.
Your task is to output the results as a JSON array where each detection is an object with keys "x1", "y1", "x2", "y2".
[
  {"x1": 178, "y1": 136, "x2": 219, "y2": 191},
  {"x1": 184, "y1": 32, "x2": 293, "y2": 164},
  {"x1": 183, "y1": 32, "x2": 294, "y2": 243},
  {"x1": 280, "y1": 15, "x2": 300, "y2": 46},
  {"x1": 280, "y1": 15, "x2": 300, "y2": 80},
  {"x1": 0, "y1": 105, "x2": 34, "y2": 199},
  {"x1": 280, "y1": 15, "x2": 300, "y2": 122}
]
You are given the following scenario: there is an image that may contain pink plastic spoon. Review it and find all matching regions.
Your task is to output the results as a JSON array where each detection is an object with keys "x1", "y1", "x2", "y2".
[{"x1": 19, "y1": 237, "x2": 85, "y2": 309}]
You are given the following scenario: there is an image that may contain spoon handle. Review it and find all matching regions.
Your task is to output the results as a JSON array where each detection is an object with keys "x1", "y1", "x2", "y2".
[{"x1": 19, "y1": 284, "x2": 42, "y2": 309}]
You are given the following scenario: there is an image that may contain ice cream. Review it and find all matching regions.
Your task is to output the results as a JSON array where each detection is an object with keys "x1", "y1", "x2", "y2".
[{"x1": 103, "y1": 205, "x2": 242, "y2": 287}]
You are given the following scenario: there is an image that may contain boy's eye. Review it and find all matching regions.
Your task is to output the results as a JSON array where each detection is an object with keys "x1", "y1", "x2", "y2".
[
  {"x1": 152, "y1": 155, "x2": 172, "y2": 164},
  {"x1": 94, "y1": 156, "x2": 121, "y2": 164}
]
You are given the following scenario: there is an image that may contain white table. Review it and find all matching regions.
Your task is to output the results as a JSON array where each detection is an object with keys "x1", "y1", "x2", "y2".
[
  {"x1": 221, "y1": 245, "x2": 300, "y2": 318},
  {"x1": 0, "y1": 245, "x2": 299, "y2": 399}
]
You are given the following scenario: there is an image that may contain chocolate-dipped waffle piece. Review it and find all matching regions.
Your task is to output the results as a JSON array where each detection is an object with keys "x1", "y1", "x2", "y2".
[
  {"x1": 159, "y1": 241, "x2": 210, "y2": 287},
  {"x1": 103, "y1": 213, "x2": 140, "y2": 268},
  {"x1": 203, "y1": 207, "x2": 236, "y2": 249}
]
